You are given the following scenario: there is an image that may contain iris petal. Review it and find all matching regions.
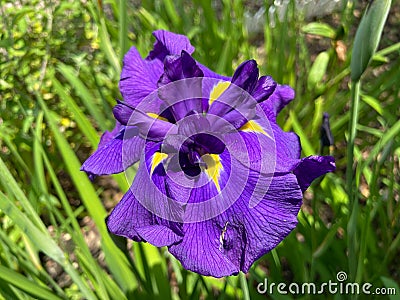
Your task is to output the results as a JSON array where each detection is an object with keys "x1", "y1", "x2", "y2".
[
  {"x1": 167, "y1": 160, "x2": 303, "y2": 277},
  {"x1": 260, "y1": 84, "x2": 296, "y2": 121},
  {"x1": 208, "y1": 61, "x2": 259, "y2": 128},
  {"x1": 132, "y1": 143, "x2": 185, "y2": 221},
  {"x1": 232, "y1": 173, "x2": 303, "y2": 272},
  {"x1": 272, "y1": 122, "x2": 301, "y2": 161},
  {"x1": 135, "y1": 225, "x2": 183, "y2": 247},
  {"x1": 158, "y1": 51, "x2": 204, "y2": 121},
  {"x1": 147, "y1": 30, "x2": 195, "y2": 61},
  {"x1": 81, "y1": 125, "x2": 143, "y2": 176},
  {"x1": 252, "y1": 76, "x2": 277, "y2": 103},
  {"x1": 168, "y1": 221, "x2": 239, "y2": 277},
  {"x1": 293, "y1": 155, "x2": 336, "y2": 192},
  {"x1": 231, "y1": 60, "x2": 259, "y2": 93},
  {"x1": 120, "y1": 30, "x2": 196, "y2": 112},
  {"x1": 106, "y1": 188, "x2": 183, "y2": 246},
  {"x1": 113, "y1": 102, "x2": 177, "y2": 142},
  {"x1": 106, "y1": 188, "x2": 156, "y2": 242},
  {"x1": 180, "y1": 150, "x2": 249, "y2": 222},
  {"x1": 98, "y1": 121, "x2": 122, "y2": 148},
  {"x1": 119, "y1": 47, "x2": 164, "y2": 107}
]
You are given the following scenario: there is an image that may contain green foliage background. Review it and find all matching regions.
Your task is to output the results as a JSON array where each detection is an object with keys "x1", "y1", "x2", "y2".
[{"x1": 0, "y1": 0, "x2": 399, "y2": 299}]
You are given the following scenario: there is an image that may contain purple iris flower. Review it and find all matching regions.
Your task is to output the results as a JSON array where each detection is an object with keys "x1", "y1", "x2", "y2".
[{"x1": 81, "y1": 30, "x2": 335, "y2": 277}]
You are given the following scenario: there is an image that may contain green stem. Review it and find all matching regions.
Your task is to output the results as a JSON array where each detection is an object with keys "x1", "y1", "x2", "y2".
[
  {"x1": 239, "y1": 272, "x2": 250, "y2": 300},
  {"x1": 119, "y1": 0, "x2": 127, "y2": 62},
  {"x1": 346, "y1": 80, "x2": 361, "y2": 282}
]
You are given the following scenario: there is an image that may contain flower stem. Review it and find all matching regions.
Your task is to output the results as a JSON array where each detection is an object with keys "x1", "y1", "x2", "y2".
[
  {"x1": 346, "y1": 80, "x2": 361, "y2": 281},
  {"x1": 239, "y1": 272, "x2": 250, "y2": 300}
]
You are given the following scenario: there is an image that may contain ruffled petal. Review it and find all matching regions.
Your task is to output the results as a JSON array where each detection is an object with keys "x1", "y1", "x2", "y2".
[
  {"x1": 107, "y1": 142, "x2": 185, "y2": 246},
  {"x1": 106, "y1": 188, "x2": 156, "y2": 242},
  {"x1": 219, "y1": 112, "x2": 281, "y2": 174},
  {"x1": 106, "y1": 188, "x2": 183, "y2": 246},
  {"x1": 271, "y1": 122, "x2": 301, "y2": 161},
  {"x1": 293, "y1": 155, "x2": 336, "y2": 192},
  {"x1": 119, "y1": 30, "x2": 201, "y2": 113},
  {"x1": 81, "y1": 126, "x2": 144, "y2": 176},
  {"x1": 164, "y1": 149, "x2": 247, "y2": 222},
  {"x1": 237, "y1": 131, "x2": 290, "y2": 173},
  {"x1": 98, "y1": 121, "x2": 122, "y2": 148},
  {"x1": 119, "y1": 47, "x2": 164, "y2": 107},
  {"x1": 235, "y1": 173, "x2": 303, "y2": 272},
  {"x1": 233, "y1": 111, "x2": 301, "y2": 174},
  {"x1": 135, "y1": 225, "x2": 182, "y2": 247},
  {"x1": 147, "y1": 30, "x2": 195, "y2": 61},
  {"x1": 132, "y1": 143, "x2": 185, "y2": 221},
  {"x1": 260, "y1": 84, "x2": 295, "y2": 121},
  {"x1": 167, "y1": 164, "x2": 303, "y2": 277},
  {"x1": 168, "y1": 220, "x2": 239, "y2": 277}
]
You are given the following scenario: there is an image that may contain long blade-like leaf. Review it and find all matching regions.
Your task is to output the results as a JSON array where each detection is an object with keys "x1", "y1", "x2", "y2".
[{"x1": 351, "y1": 0, "x2": 392, "y2": 81}]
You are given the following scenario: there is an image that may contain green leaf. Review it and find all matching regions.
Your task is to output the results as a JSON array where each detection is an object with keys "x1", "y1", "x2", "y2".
[
  {"x1": 118, "y1": 0, "x2": 129, "y2": 62},
  {"x1": 0, "y1": 189, "x2": 96, "y2": 300},
  {"x1": 380, "y1": 277, "x2": 400, "y2": 300},
  {"x1": 136, "y1": 7, "x2": 168, "y2": 30},
  {"x1": 289, "y1": 111, "x2": 316, "y2": 156},
  {"x1": 51, "y1": 76, "x2": 100, "y2": 147},
  {"x1": 0, "y1": 38, "x2": 13, "y2": 48},
  {"x1": 302, "y1": 22, "x2": 336, "y2": 39},
  {"x1": 360, "y1": 94, "x2": 383, "y2": 116},
  {"x1": 0, "y1": 265, "x2": 63, "y2": 300},
  {"x1": 11, "y1": 7, "x2": 35, "y2": 26},
  {"x1": 163, "y1": 0, "x2": 181, "y2": 29},
  {"x1": 57, "y1": 63, "x2": 110, "y2": 131},
  {"x1": 351, "y1": 0, "x2": 392, "y2": 81},
  {"x1": 308, "y1": 51, "x2": 330, "y2": 91},
  {"x1": 33, "y1": 112, "x2": 47, "y2": 195},
  {"x1": 363, "y1": 118, "x2": 400, "y2": 168},
  {"x1": 0, "y1": 153, "x2": 46, "y2": 233},
  {"x1": 35, "y1": 92, "x2": 137, "y2": 294},
  {"x1": 88, "y1": 2, "x2": 121, "y2": 74}
]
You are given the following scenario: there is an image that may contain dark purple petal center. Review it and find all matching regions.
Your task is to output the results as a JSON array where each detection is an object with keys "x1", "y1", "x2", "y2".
[{"x1": 163, "y1": 130, "x2": 225, "y2": 177}]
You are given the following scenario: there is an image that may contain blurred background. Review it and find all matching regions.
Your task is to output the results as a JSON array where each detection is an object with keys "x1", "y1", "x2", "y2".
[{"x1": 0, "y1": 0, "x2": 399, "y2": 299}]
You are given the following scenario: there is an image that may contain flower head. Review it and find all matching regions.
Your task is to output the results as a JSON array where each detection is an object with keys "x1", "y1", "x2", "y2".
[{"x1": 81, "y1": 30, "x2": 335, "y2": 277}]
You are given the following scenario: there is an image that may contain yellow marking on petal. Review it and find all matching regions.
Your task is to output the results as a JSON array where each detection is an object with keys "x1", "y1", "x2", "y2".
[
  {"x1": 202, "y1": 154, "x2": 223, "y2": 192},
  {"x1": 239, "y1": 120, "x2": 272, "y2": 139},
  {"x1": 209, "y1": 81, "x2": 230, "y2": 106},
  {"x1": 146, "y1": 112, "x2": 168, "y2": 122},
  {"x1": 150, "y1": 152, "x2": 168, "y2": 175}
]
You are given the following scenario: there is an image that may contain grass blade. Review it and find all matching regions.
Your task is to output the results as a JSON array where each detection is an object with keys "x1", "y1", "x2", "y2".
[
  {"x1": 0, "y1": 265, "x2": 63, "y2": 300},
  {"x1": 51, "y1": 76, "x2": 100, "y2": 147},
  {"x1": 35, "y1": 92, "x2": 138, "y2": 293},
  {"x1": 118, "y1": 0, "x2": 128, "y2": 62},
  {"x1": 0, "y1": 189, "x2": 96, "y2": 300},
  {"x1": 57, "y1": 63, "x2": 110, "y2": 131}
]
